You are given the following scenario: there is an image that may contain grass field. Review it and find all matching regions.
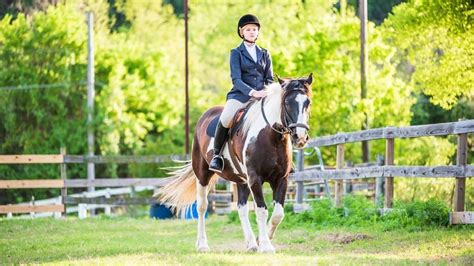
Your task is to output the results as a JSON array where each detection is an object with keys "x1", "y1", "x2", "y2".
[{"x1": 1, "y1": 214, "x2": 473, "y2": 265}]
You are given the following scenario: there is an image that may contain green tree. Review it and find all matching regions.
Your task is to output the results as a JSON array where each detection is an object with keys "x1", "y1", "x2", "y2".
[{"x1": 381, "y1": 0, "x2": 473, "y2": 109}]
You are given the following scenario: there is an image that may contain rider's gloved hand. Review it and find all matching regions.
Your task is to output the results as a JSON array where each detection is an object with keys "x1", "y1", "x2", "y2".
[{"x1": 251, "y1": 90, "x2": 267, "y2": 98}]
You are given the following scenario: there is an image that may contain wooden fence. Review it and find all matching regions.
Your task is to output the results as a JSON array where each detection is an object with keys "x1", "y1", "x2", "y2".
[
  {"x1": 0, "y1": 154, "x2": 231, "y2": 218},
  {"x1": 1, "y1": 120, "x2": 473, "y2": 224},
  {"x1": 290, "y1": 119, "x2": 474, "y2": 224}
]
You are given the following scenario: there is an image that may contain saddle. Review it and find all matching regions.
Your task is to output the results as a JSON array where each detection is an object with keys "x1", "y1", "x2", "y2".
[
  {"x1": 205, "y1": 99, "x2": 257, "y2": 138},
  {"x1": 205, "y1": 99, "x2": 257, "y2": 177}
]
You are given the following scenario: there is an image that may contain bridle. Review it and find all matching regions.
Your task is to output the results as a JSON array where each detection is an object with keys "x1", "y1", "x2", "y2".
[{"x1": 261, "y1": 87, "x2": 310, "y2": 136}]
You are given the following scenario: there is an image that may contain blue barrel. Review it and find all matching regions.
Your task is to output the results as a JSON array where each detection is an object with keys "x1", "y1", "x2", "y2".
[
  {"x1": 182, "y1": 201, "x2": 208, "y2": 220},
  {"x1": 149, "y1": 203, "x2": 173, "y2": 219}
]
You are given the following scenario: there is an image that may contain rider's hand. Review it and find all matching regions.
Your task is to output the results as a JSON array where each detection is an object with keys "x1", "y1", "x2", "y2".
[{"x1": 251, "y1": 90, "x2": 267, "y2": 98}]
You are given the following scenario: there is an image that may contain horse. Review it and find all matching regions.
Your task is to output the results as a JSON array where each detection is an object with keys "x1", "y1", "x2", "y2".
[{"x1": 156, "y1": 74, "x2": 313, "y2": 253}]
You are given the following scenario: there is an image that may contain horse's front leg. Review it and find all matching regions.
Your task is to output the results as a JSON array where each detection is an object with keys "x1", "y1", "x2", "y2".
[
  {"x1": 236, "y1": 183, "x2": 258, "y2": 252},
  {"x1": 268, "y1": 178, "x2": 287, "y2": 240},
  {"x1": 196, "y1": 181, "x2": 210, "y2": 252},
  {"x1": 249, "y1": 176, "x2": 275, "y2": 253}
]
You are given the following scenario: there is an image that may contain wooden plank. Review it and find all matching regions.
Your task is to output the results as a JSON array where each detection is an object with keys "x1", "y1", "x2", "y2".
[
  {"x1": 0, "y1": 155, "x2": 64, "y2": 164},
  {"x1": 63, "y1": 155, "x2": 187, "y2": 164},
  {"x1": 335, "y1": 144, "x2": 344, "y2": 207},
  {"x1": 65, "y1": 197, "x2": 157, "y2": 205},
  {"x1": 307, "y1": 128, "x2": 384, "y2": 147},
  {"x1": 454, "y1": 133, "x2": 468, "y2": 212},
  {"x1": 454, "y1": 120, "x2": 474, "y2": 134},
  {"x1": 450, "y1": 212, "x2": 474, "y2": 224},
  {"x1": 385, "y1": 123, "x2": 455, "y2": 139},
  {"x1": 0, "y1": 204, "x2": 64, "y2": 214},
  {"x1": 0, "y1": 180, "x2": 64, "y2": 189},
  {"x1": 289, "y1": 166, "x2": 474, "y2": 181},
  {"x1": 307, "y1": 120, "x2": 474, "y2": 147},
  {"x1": 64, "y1": 193, "x2": 231, "y2": 205},
  {"x1": 65, "y1": 178, "x2": 170, "y2": 188},
  {"x1": 60, "y1": 147, "x2": 68, "y2": 218},
  {"x1": 384, "y1": 138, "x2": 394, "y2": 209},
  {"x1": 295, "y1": 150, "x2": 305, "y2": 204}
]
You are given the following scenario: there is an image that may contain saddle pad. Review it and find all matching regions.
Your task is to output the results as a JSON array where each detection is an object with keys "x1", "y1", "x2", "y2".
[{"x1": 206, "y1": 115, "x2": 220, "y2": 137}]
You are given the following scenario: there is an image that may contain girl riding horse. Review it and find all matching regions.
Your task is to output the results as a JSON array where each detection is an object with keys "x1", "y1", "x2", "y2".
[
  {"x1": 209, "y1": 14, "x2": 274, "y2": 173},
  {"x1": 156, "y1": 74, "x2": 313, "y2": 253},
  {"x1": 156, "y1": 13, "x2": 313, "y2": 254}
]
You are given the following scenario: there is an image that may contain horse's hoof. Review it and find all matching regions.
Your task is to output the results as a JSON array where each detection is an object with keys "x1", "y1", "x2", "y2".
[
  {"x1": 247, "y1": 245, "x2": 258, "y2": 252},
  {"x1": 197, "y1": 245, "x2": 210, "y2": 252},
  {"x1": 258, "y1": 243, "x2": 275, "y2": 254},
  {"x1": 258, "y1": 247, "x2": 275, "y2": 254}
]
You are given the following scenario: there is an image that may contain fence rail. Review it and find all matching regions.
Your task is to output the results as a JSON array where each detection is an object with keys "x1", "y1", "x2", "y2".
[
  {"x1": 292, "y1": 119, "x2": 473, "y2": 224},
  {"x1": 307, "y1": 120, "x2": 474, "y2": 147},
  {"x1": 291, "y1": 165, "x2": 474, "y2": 181}
]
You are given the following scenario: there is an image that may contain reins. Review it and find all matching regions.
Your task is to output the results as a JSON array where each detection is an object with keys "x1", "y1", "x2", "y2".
[{"x1": 260, "y1": 88, "x2": 309, "y2": 136}]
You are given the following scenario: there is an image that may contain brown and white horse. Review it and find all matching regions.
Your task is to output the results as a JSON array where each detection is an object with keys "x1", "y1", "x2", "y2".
[{"x1": 156, "y1": 74, "x2": 313, "y2": 253}]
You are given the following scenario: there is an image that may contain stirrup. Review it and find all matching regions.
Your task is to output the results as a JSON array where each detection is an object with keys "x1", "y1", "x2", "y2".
[{"x1": 209, "y1": 154, "x2": 224, "y2": 173}]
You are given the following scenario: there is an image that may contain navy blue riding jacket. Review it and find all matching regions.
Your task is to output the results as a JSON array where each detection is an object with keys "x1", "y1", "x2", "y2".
[{"x1": 226, "y1": 42, "x2": 273, "y2": 103}]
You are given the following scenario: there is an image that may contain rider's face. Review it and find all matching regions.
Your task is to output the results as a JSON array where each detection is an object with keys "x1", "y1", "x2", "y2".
[{"x1": 242, "y1": 24, "x2": 259, "y2": 42}]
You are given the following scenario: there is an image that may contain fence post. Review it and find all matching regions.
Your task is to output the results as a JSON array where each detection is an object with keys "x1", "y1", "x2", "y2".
[
  {"x1": 78, "y1": 204, "x2": 87, "y2": 219},
  {"x1": 54, "y1": 196, "x2": 62, "y2": 218},
  {"x1": 60, "y1": 147, "x2": 67, "y2": 217},
  {"x1": 7, "y1": 204, "x2": 12, "y2": 219},
  {"x1": 454, "y1": 133, "x2": 467, "y2": 211},
  {"x1": 335, "y1": 144, "x2": 344, "y2": 207},
  {"x1": 384, "y1": 138, "x2": 394, "y2": 208},
  {"x1": 105, "y1": 188, "x2": 111, "y2": 216},
  {"x1": 295, "y1": 149, "x2": 305, "y2": 203},
  {"x1": 375, "y1": 154, "x2": 385, "y2": 206},
  {"x1": 30, "y1": 196, "x2": 35, "y2": 219}
]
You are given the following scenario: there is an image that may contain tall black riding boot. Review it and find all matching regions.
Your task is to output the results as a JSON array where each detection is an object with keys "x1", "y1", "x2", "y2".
[{"x1": 209, "y1": 122, "x2": 229, "y2": 173}]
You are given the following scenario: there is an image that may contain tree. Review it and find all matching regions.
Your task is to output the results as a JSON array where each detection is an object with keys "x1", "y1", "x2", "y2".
[{"x1": 381, "y1": 0, "x2": 473, "y2": 109}]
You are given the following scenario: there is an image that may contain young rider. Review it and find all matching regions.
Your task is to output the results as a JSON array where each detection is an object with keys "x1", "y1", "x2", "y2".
[{"x1": 209, "y1": 14, "x2": 274, "y2": 173}]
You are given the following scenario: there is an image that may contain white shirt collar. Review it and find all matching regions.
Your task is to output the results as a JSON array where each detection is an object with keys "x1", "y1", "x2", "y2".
[{"x1": 244, "y1": 43, "x2": 257, "y2": 62}]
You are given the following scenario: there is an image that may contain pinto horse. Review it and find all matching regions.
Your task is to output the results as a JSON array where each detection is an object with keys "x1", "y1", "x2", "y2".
[{"x1": 156, "y1": 74, "x2": 313, "y2": 253}]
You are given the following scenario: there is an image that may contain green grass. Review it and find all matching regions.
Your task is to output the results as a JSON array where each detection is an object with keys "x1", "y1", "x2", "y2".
[{"x1": 1, "y1": 214, "x2": 473, "y2": 265}]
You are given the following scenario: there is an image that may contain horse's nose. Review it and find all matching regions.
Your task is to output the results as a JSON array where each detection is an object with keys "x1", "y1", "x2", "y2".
[{"x1": 295, "y1": 133, "x2": 308, "y2": 148}]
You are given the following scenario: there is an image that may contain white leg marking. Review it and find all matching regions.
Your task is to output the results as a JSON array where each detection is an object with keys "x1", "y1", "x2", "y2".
[
  {"x1": 255, "y1": 207, "x2": 275, "y2": 253},
  {"x1": 268, "y1": 203, "x2": 284, "y2": 240},
  {"x1": 238, "y1": 204, "x2": 258, "y2": 252},
  {"x1": 196, "y1": 182, "x2": 210, "y2": 252}
]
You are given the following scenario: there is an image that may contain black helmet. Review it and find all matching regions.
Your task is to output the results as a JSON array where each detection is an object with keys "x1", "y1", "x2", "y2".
[{"x1": 237, "y1": 14, "x2": 260, "y2": 38}]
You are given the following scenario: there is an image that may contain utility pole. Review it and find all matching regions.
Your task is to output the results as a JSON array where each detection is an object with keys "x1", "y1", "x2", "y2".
[
  {"x1": 184, "y1": 0, "x2": 190, "y2": 155},
  {"x1": 87, "y1": 12, "x2": 95, "y2": 197},
  {"x1": 360, "y1": 0, "x2": 369, "y2": 162}
]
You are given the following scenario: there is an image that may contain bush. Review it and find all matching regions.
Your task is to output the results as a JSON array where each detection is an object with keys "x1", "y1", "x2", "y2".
[{"x1": 226, "y1": 196, "x2": 451, "y2": 230}]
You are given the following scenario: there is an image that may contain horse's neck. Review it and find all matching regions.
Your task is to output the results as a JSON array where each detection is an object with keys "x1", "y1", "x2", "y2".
[
  {"x1": 260, "y1": 94, "x2": 283, "y2": 126},
  {"x1": 242, "y1": 89, "x2": 283, "y2": 135}
]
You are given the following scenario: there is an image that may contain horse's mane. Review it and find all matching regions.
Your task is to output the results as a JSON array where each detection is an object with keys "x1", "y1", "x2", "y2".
[{"x1": 242, "y1": 82, "x2": 283, "y2": 134}]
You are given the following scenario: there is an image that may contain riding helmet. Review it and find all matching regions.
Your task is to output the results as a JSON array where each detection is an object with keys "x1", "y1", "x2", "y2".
[{"x1": 237, "y1": 14, "x2": 260, "y2": 38}]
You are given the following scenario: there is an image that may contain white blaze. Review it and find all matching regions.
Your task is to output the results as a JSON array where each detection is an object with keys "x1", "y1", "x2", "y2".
[{"x1": 295, "y1": 94, "x2": 308, "y2": 139}]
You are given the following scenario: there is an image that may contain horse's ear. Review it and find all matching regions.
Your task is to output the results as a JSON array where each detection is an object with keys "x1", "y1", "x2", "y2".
[
  {"x1": 274, "y1": 74, "x2": 285, "y2": 85},
  {"x1": 305, "y1": 73, "x2": 313, "y2": 85}
]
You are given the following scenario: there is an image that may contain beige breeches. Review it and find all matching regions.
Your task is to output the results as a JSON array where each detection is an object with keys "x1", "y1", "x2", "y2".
[{"x1": 220, "y1": 99, "x2": 247, "y2": 128}]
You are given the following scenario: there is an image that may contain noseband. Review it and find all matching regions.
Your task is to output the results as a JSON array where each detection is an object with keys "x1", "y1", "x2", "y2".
[{"x1": 261, "y1": 88, "x2": 310, "y2": 136}]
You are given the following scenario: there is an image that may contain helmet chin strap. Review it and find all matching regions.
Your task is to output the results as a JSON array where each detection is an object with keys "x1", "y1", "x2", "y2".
[{"x1": 243, "y1": 35, "x2": 258, "y2": 44}]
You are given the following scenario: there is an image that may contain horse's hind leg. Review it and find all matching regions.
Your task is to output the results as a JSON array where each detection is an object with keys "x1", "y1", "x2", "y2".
[
  {"x1": 268, "y1": 178, "x2": 287, "y2": 240},
  {"x1": 193, "y1": 149, "x2": 214, "y2": 252},
  {"x1": 236, "y1": 183, "x2": 258, "y2": 252}
]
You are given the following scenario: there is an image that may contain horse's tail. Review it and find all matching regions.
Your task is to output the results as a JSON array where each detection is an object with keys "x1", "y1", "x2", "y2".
[{"x1": 154, "y1": 162, "x2": 217, "y2": 215}]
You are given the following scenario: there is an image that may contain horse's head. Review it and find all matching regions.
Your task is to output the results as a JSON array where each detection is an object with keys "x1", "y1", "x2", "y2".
[{"x1": 277, "y1": 73, "x2": 313, "y2": 148}]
